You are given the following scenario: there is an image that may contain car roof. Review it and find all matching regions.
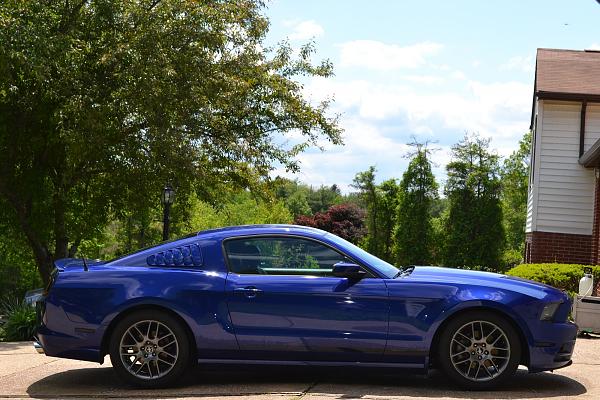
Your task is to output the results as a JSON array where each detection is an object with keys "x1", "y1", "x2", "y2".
[
  {"x1": 104, "y1": 224, "x2": 330, "y2": 267},
  {"x1": 195, "y1": 224, "x2": 328, "y2": 239}
]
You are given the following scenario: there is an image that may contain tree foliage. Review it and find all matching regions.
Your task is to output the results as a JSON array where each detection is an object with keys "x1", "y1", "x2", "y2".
[
  {"x1": 443, "y1": 134, "x2": 504, "y2": 269},
  {"x1": 350, "y1": 168, "x2": 400, "y2": 262},
  {"x1": 375, "y1": 179, "x2": 400, "y2": 262},
  {"x1": 0, "y1": 0, "x2": 341, "y2": 283},
  {"x1": 351, "y1": 167, "x2": 381, "y2": 255},
  {"x1": 395, "y1": 143, "x2": 438, "y2": 266},
  {"x1": 189, "y1": 191, "x2": 293, "y2": 232},
  {"x1": 501, "y1": 131, "x2": 531, "y2": 254},
  {"x1": 295, "y1": 203, "x2": 366, "y2": 244},
  {"x1": 272, "y1": 178, "x2": 343, "y2": 217}
]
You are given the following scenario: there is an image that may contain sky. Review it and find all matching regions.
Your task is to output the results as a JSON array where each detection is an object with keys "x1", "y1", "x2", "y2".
[{"x1": 263, "y1": 0, "x2": 600, "y2": 192}]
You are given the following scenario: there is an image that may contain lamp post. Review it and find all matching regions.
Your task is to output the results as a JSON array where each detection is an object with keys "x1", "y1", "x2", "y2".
[{"x1": 161, "y1": 185, "x2": 175, "y2": 241}]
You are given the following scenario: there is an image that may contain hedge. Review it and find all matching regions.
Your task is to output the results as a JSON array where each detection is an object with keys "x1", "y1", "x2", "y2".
[{"x1": 506, "y1": 263, "x2": 600, "y2": 297}]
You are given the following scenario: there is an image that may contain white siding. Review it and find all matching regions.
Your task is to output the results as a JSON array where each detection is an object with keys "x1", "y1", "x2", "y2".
[
  {"x1": 529, "y1": 100, "x2": 596, "y2": 235},
  {"x1": 525, "y1": 186, "x2": 534, "y2": 232},
  {"x1": 525, "y1": 100, "x2": 539, "y2": 233},
  {"x1": 586, "y1": 103, "x2": 600, "y2": 152}
]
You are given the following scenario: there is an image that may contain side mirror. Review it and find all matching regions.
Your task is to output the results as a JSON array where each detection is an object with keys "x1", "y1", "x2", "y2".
[{"x1": 332, "y1": 262, "x2": 367, "y2": 280}]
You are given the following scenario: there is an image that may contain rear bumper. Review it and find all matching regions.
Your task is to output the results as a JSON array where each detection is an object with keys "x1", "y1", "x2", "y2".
[
  {"x1": 528, "y1": 321, "x2": 577, "y2": 372},
  {"x1": 34, "y1": 297, "x2": 103, "y2": 363}
]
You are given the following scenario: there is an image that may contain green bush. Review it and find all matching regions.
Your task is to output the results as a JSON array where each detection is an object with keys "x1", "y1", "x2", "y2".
[
  {"x1": 506, "y1": 263, "x2": 600, "y2": 297},
  {"x1": 0, "y1": 297, "x2": 37, "y2": 342},
  {"x1": 499, "y1": 249, "x2": 523, "y2": 272}
]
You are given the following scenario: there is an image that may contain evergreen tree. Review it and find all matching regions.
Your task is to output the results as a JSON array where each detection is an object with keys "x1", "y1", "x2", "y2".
[
  {"x1": 395, "y1": 143, "x2": 438, "y2": 266},
  {"x1": 351, "y1": 167, "x2": 381, "y2": 256},
  {"x1": 443, "y1": 134, "x2": 504, "y2": 269},
  {"x1": 307, "y1": 185, "x2": 343, "y2": 214},
  {"x1": 378, "y1": 179, "x2": 400, "y2": 262},
  {"x1": 501, "y1": 131, "x2": 531, "y2": 254}
]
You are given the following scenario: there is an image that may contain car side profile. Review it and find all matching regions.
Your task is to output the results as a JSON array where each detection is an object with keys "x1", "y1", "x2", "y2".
[{"x1": 34, "y1": 225, "x2": 576, "y2": 389}]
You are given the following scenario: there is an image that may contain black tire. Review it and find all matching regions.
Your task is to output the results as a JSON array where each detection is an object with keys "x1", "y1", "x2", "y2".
[
  {"x1": 437, "y1": 310, "x2": 521, "y2": 390},
  {"x1": 109, "y1": 309, "x2": 190, "y2": 388}
]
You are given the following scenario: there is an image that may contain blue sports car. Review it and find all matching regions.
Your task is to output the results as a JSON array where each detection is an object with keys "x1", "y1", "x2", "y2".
[{"x1": 34, "y1": 225, "x2": 576, "y2": 389}]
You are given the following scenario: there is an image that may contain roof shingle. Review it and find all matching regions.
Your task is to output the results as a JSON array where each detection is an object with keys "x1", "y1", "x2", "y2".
[{"x1": 536, "y1": 48, "x2": 600, "y2": 96}]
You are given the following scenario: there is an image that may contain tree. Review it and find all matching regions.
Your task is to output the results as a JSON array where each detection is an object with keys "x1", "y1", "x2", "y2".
[
  {"x1": 295, "y1": 203, "x2": 366, "y2": 244},
  {"x1": 394, "y1": 143, "x2": 438, "y2": 266},
  {"x1": 443, "y1": 134, "x2": 504, "y2": 269},
  {"x1": 501, "y1": 131, "x2": 531, "y2": 254},
  {"x1": 307, "y1": 184, "x2": 343, "y2": 214},
  {"x1": 272, "y1": 178, "x2": 316, "y2": 217},
  {"x1": 351, "y1": 167, "x2": 380, "y2": 255},
  {"x1": 0, "y1": 205, "x2": 41, "y2": 297},
  {"x1": 376, "y1": 179, "x2": 400, "y2": 262},
  {"x1": 0, "y1": 1, "x2": 341, "y2": 283},
  {"x1": 189, "y1": 191, "x2": 293, "y2": 231}
]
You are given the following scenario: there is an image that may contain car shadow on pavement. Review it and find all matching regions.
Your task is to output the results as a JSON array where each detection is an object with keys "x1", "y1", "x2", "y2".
[{"x1": 26, "y1": 364, "x2": 586, "y2": 399}]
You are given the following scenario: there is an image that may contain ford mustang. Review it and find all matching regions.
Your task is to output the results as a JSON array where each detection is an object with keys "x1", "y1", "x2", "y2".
[{"x1": 33, "y1": 224, "x2": 576, "y2": 389}]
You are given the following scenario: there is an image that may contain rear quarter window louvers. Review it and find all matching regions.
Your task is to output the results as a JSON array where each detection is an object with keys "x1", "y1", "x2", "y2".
[{"x1": 146, "y1": 243, "x2": 203, "y2": 267}]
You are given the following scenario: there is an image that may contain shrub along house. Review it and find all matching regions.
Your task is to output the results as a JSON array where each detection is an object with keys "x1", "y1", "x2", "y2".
[{"x1": 525, "y1": 48, "x2": 600, "y2": 265}]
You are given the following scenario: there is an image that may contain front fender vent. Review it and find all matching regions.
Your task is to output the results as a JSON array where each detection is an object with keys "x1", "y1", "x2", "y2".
[{"x1": 146, "y1": 244, "x2": 203, "y2": 267}]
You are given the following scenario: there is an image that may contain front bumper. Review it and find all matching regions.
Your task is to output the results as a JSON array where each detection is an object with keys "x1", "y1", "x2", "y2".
[
  {"x1": 528, "y1": 320, "x2": 577, "y2": 372},
  {"x1": 33, "y1": 338, "x2": 44, "y2": 354}
]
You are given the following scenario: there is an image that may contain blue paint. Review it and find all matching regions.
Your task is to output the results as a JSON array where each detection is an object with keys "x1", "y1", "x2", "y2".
[{"x1": 35, "y1": 224, "x2": 576, "y2": 374}]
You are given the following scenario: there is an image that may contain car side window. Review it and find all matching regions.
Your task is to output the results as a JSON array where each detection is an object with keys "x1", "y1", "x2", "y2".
[{"x1": 224, "y1": 237, "x2": 350, "y2": 276}]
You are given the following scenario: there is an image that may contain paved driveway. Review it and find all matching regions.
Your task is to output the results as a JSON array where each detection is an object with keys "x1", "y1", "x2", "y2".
[{"x1": 0, "y1": 338, "x2": 598, "y2": 399}]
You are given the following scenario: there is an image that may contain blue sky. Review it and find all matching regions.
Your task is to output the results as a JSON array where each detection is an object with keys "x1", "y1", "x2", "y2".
[{"x1": 264, "y1": 0, "x2": 600, "y2": 192}]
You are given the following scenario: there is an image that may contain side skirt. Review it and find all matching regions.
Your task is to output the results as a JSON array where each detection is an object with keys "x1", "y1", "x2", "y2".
[{"x1": 197, "y1": 358, "x2": 427, "y2": 371}]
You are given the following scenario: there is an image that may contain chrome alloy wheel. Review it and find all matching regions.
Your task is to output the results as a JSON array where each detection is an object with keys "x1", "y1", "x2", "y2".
[
  {"x1": 119, "y1": 320, "x2": 179, "y2": 380},
  {"x1": 449, "y1": 320, "x2": 511, "y2": 382}
]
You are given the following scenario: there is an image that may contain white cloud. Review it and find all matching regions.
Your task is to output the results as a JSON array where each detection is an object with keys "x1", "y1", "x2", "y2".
[
  {"x1": 274, "y1": 117, "x2": 412, "y2": 192},
  {"x1": 305, "y1": 77, "x2": 531, "y2": 134},
  {"x1": 500, "y1": 55, "x2": 535, "y2": 72},
  {"x1": 588, "y1": 43, "x2": 600, "y2": 51},
  {"x1": 292, "y1": 74, "x2": 532, "y2": 190},
  {"x1": 403, "y1": 75, "x2": 445, "y2": 85},
  {"x1": 279, "y1": 40, "x2": 534, "y2": 191},
  {"x1": 284, "y1": 19, "x2": 324, "y2": 40},
  {"x1": 339, "y1": 40, "x2": 442, "y2": 70}
]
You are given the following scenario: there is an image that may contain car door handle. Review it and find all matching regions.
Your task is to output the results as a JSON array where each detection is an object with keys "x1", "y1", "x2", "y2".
[{"x1": 234, "y1": 287, "x2": 263, "y2": 298}]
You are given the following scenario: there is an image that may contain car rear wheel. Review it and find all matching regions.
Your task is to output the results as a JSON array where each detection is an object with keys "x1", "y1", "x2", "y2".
[
  {"x1": 109, "y1": 309, "x2": 190, "y2": 388},
  {"x1": 438, "y1": 311, "x2": 521, "y2": 389}
]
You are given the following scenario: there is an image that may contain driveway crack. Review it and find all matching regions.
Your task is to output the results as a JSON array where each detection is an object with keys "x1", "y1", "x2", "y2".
[{"x1": 293, "y1": 381, "x2": 318, "y2": 399}]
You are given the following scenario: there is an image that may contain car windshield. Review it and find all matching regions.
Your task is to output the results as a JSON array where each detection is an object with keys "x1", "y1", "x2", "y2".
[{"x1": 325, "y1": 233, "x2": 400, "y2": 279}]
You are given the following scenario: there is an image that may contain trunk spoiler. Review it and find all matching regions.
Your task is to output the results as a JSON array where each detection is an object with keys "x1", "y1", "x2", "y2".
[{"x1": 53, "y1": 258, "x2": 104, "y2": 272}]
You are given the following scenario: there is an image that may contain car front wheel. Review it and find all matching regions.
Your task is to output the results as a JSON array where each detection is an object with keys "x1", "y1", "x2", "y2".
[
  {"x1": 438, "y1": 311, "x2": 521, "y2": 389},
  {"x1": 109, "y1": 309, "x2": 190, "y2": 388}
]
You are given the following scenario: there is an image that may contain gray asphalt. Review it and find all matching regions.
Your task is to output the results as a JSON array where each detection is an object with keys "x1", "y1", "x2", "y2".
[{"x1": 0, "y1": 338, "x2": 599, "y2": 399}]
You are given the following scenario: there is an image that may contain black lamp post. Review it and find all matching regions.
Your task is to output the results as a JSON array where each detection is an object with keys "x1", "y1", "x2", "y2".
[{"x1": 161, "y1": 185, "x2": 175, "y2": 241}]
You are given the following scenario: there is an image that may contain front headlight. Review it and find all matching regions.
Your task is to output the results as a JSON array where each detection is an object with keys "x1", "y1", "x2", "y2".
[{"x1": 540, "y1": 302, "x2": 561, "y2": 321}]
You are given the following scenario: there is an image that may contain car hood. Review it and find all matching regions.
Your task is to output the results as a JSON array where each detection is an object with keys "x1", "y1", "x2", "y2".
[{"x1": 398, "y1": 266, "x2": 566, "y2": 301}]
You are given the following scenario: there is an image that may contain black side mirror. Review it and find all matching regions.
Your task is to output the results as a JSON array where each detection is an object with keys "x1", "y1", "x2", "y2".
[{"x1": 332, "y1": 262, "x2": 367, "y2": 280}]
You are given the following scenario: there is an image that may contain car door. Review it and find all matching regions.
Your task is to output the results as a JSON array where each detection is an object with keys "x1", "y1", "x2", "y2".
[{"x1": 224, "y1": 235, "x2": 389, "y2": 362}]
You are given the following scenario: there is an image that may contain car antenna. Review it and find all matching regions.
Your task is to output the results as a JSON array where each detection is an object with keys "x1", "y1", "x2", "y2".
[{"x1": 82, "y1": 255, "x2": 89, "y2": 272}]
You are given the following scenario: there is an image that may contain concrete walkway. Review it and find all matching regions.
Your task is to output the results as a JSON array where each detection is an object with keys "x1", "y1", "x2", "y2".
[{"x1": 0, "y1": 338, "x2": 599, "y2": 399}]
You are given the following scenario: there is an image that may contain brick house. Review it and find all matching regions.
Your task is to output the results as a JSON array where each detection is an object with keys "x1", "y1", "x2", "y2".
[{"x1": 525, "y1": 48, "x2": 600, "y2": 265}]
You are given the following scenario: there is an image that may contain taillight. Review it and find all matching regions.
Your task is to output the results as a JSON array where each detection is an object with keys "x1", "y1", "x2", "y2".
[{"x1": 43, "y1": 268, "x2": 58, "y2": 296}]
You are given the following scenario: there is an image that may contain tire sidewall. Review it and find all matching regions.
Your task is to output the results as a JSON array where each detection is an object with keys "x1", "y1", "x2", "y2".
[
  {"x1": 109, "y1": 309, "x2": 190, "y2": 388},
  {"x1": 438, "y1": 310, "x2": 522, "y2": 390}
]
